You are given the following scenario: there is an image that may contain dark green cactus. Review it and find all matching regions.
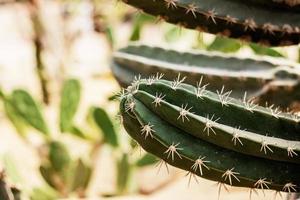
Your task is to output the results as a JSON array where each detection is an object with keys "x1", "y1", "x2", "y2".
[
  {"x1": 119, "y1": 78, "x2": 300, "y2": 193},
  {"x1": 113, "y1": 44, "x2": 300, "y2": 108},
  {"x1": 121, "y1": 0, "x2": 300, "y2": 46}
]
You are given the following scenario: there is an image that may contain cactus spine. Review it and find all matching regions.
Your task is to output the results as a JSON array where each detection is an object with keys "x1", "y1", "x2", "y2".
[{"x1": 119, "y1": 78, "x2": 300, "y2": 193}]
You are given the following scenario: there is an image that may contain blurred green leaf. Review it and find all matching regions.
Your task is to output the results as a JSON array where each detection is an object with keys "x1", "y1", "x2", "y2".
[
  {"x1": 105, "y1": 26, "x2": 114, "y2": 48},
  {"x1": 130, "y1": 14, "x2": 154, "y2": 41},
  {"x1": 69, "y1": 126, "x2": 86, "y2": 139},
  {"x1": 39, "y1": 165, "x2": 56, "y2": 189},
  {"x1": 59, "y1": 79, "x2": 81, "y2": 133},
  {"x1": 0, "y1": 90, "x2": 26, "y2": 135},
  {"x1": 1, "y1": 154, "x2": 23, "y2": 185},
  {"x1": 207, "y1": 36, "x2": 241, "y2": 53},
  {"x1": 164, "y1": 26, "x2": 181, "y2": 43},
  {"x1": 108, "y1": 93, "x2": 118, "y2": 101},
  {"x1": 3, "y1": 99, "x2": 27, "y2": 136},
  {"x1": 249, "y1": 43, "x2": 284, "y2": 57},
  {"x1": 135, "y1": 153, "x2": 157, "y2": 167},
  {"x1": 117, "y1": 153, "x2": 131, "y2": 194},
  {"x1": 70, "y1": 159, "x2": 92, "y2": 192},
  {"x1": 92, "y1": 107, "x2": 118, "y2": 147},
  {"x1": 49, "y1": 141, "x2": 71, "y2": 172},
  {"x1": 0, "y1": 88, "x2": 4, "y2": 99},
  {"x1": 30, "y1": 187, "x2": 58, "y2": 200},
  {"x1": 11, "y1": 90, "x2": 49, "y2": 135}
]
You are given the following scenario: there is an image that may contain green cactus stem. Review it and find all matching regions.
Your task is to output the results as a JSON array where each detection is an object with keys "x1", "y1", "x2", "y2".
[
  {"x1": 121, "y1": 0, "x2": 300, "y2": 46},
  {"x1": 125, "y1": 78, "x2": 300, "y2": 163},
  {"x1": 112, "y1": 44, "x2": 300, "y2": 108},
  {"x1": 120, "y1": 96, "x2": 300, "y2": 193}
]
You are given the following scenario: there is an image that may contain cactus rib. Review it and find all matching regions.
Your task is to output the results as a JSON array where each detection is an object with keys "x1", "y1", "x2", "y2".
[
  {"x1": 133, "y1": 87, "x2": 300, "y2": 163},
  {"x1": 135, "y1": 79, "x2": 300, "y2": 141},
  {"x1": 113, "y1": 44, "x2": 300, "y2": 106},
  {"x1": 121, "y1": 0, "x2": 300, "y2": 46},
  {"x1": 120, "y1": 97, "x2": 300, "y2": 192}
]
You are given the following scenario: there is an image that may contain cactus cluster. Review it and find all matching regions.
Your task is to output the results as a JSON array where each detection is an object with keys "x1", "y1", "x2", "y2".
[
  {"x1": 113, "y1": 44, "x2": 300, "y2": 109},
  {"x1": 120, "y1": 0, "x2": 300, "y2": 46},
  {"x1": 115, "y1": 0, "x2": 300, "y2": 197},
  {"x1": 119, "y1": 77, "x2": 300, "y2": 194}
]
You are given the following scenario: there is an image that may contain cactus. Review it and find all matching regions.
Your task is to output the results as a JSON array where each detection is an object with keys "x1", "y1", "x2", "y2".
[
  {"x1": 115, "y1": 0, "x2": 300, "y2": 196},
  {"x1": 113, "y1": 44, "x2": 300, "y2": 108},
  {"x1": 121, "y1": 0, "x2": 300, "y2": 46},
  {"x1": 119, "y1": 78, "x2": 300, "y2": 193}
]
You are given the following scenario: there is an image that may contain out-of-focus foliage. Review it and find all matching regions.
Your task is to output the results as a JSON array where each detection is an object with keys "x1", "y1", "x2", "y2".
[
  {"x1": 92, "y1": 107, "x2": 119, "y2": 147},
  {"x1": 59, "y1": 79, "x2": 81, "y2": 133}
]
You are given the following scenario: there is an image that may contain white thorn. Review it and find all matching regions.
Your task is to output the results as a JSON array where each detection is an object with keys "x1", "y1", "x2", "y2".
[
  {"x1": 155, "y1": 72, "x2": 164, "y2": 81},
  {"x1": 116, "y1": 88, "x2": 127, "y2": 101},
  {"x1": 141, "y1": 123, "x2": 155, "y2": 139},
  {"x1": 204, "y1": 9, "x2": 217, "y2": 24},
  {"x1": 126, "y1": 82, "x2": 139, "y2": 95},
  {"x1": 195, "y1": 76, "x2": 209, "y2": 99},
  {"x1": 185, "y1": 4, "x2": 198, "y2": 18},
  {"x1": 125, "y1": 99, "x2": 135, "y2": 112},
  {"x1": 217, "y1": 86, "x2": 232, "y2": 106},
  {"x1": 191, "y1": 156, "x2": 210, "y2": 176},
  {"x1": 268, "y1": 104, "x2": 281, "y2": 118},
  {"x1": 146, "y1": 75, "x2": 156, "y2": 85},
  {"x1": 254, "y1": 178, "x2": 270, "y2": 194},
  {"x1": 133, "y1": 74, "x2": 142, "y2": 84},
  {"x1": 216, "y1": 182, "x2": 229, "y2": 200},
  {"x1": 222, "y1": 168, "x2": 240, "y2": 185},
  {"x1": 243, "y1": 92, "x2": 257, "y2": 112},
  {"x1": 185, "y1": 171, "x2": 199, "y2": 186},
  {"x1": 152, "y1": 93, "x2": 166, "y2": 107},
  {"x1": 260, "y1": 140, "x2": 273, "y2": 154},
  {"x1": 287, "y1": 146, "x2": 298, "y2": 158},
  {"x1": 283, "y1": 183, "x2": 297, "y2": 193},
  {"x1": 232, "y1": 127, "x2": 243, "y2": 146},
  {"x1": 203, "y1": 114, "x2": 220, "y2": 136},
  {"x1": 155, "y1": 159, "x2": 169, "y2": 174},
  {"x1": 164, "y1": 142, "x2": 183, "y2": 161},
  {"x1": 164, "y1": 0, "x2": 177, "y2": 9},
  {"x1": 171, "y1": 73, "x2": 186, "y2": 90},
  {"x1": 177, "y1": 104, "x2": 193, "y2": 122}
]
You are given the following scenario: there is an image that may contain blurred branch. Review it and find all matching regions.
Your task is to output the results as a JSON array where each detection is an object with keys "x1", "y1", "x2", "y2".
[{"x1": 28, "y1": 0, "x2": 50, "y2": 105}]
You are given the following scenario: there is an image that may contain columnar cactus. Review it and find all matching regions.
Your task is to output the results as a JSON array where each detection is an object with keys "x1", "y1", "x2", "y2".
[
  {"x1": 119, "y1": 77, "x2": 300, "y2": 194},
  {"x1": 120, "y1": 0, "x2": 300, "y2": 46},
  {"x1": 113, "y1": 44, "x2": 300, "y2": 108},
  {"x1": 115, "y1": 0, "x2": 300, "y2": 197}
]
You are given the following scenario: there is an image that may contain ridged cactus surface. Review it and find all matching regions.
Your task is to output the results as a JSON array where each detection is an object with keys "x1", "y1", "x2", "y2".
[
  {"x1": 119, "y1": 77, "x2": 300, "y2": 193},
  {"x1": 121, "y1": 0, "x2": 300, "y2": 46},
  {"x1": 113, "y1": 44, "x2": 300, "y2": 108}
]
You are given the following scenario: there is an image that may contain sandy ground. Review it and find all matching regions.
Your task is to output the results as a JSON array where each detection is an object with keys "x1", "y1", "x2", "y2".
[{"x1": 0, "y1": 2, "x2": 295, "y2": 200}]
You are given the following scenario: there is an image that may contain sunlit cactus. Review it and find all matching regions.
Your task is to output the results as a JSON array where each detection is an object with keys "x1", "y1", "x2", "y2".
[{"x1": 119, "y1": 77, "x2": 300, "y2": 194}]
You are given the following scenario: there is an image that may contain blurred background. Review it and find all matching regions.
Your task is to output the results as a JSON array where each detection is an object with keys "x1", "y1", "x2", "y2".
[{"x1": 0, "y1": 0, "x2": 299, "y2": 199}]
